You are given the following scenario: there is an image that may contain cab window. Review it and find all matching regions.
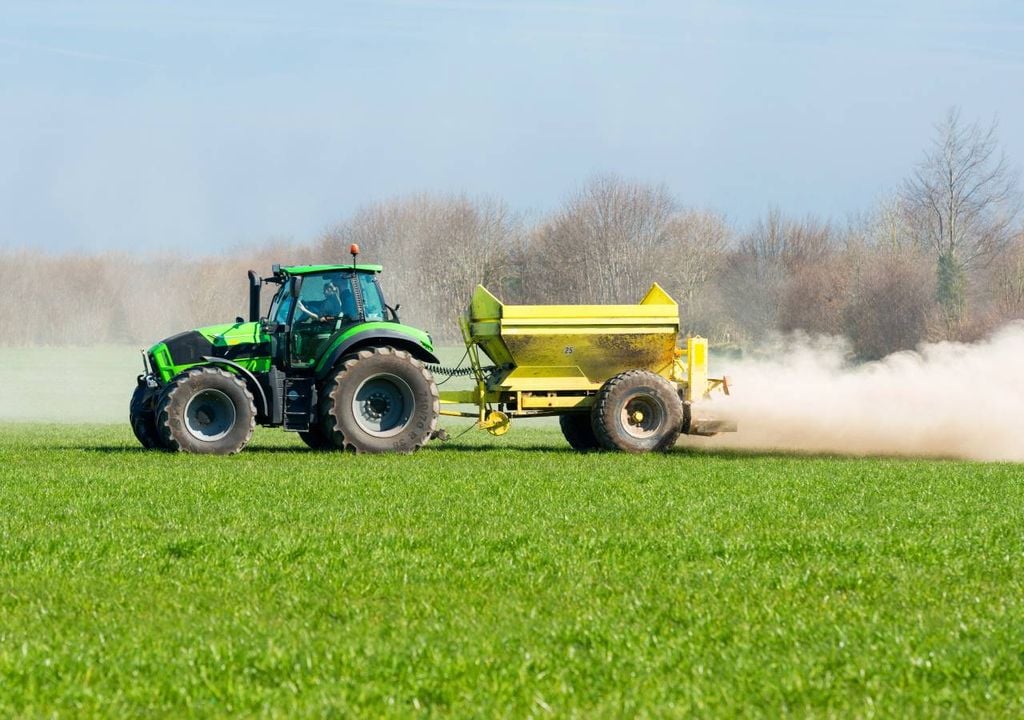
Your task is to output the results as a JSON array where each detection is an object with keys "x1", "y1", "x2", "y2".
[
  {"x1": 359, "y1": 273, "x2": 385, "y2": 321},
  {"x1": 271, "y1": 283, "x2": 294, "y2": 324}
]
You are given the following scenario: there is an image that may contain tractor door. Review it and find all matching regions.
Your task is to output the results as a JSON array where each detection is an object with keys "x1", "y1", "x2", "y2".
[
  {"x1": 266, "y1": 277, "x2": 298, "y2": 370},
  {"x1": 288, "y1": 272, "x2": 361, "y2": 369}
]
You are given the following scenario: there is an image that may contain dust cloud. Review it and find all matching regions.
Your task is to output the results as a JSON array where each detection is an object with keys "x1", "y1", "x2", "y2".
[{"x1": 690, "y1": 323, "x2": 1024, "y2": 462}]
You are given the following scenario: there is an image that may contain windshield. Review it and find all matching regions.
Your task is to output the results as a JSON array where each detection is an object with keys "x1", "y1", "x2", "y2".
[{"x1": 295, "y1": 272, "x2": 359, "y2": 322}]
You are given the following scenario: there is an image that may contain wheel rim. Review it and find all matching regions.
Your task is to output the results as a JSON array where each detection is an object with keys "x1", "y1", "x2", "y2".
[
  {"x1": 619, "y1": 393, "x2": 665, "y2": 439},
  {"x1": 184, "y1": 389, "x2": 237, "y2": 442},
  {"x1": 352, "y1": 373, "x2": 415, "y2": 438}
]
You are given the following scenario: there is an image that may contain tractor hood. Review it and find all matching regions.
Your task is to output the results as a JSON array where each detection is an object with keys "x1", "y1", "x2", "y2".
[{"x1": 148, "y1": 321, "x2": 272, "y2": 382}]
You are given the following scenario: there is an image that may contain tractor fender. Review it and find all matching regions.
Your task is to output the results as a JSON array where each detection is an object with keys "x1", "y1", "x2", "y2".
[
  {"x1": 315, "y1": 329, "x2": 440, "y2": 381},
  {"x1": 200, "y1": 356, "x2": 270, "y2": 418}
]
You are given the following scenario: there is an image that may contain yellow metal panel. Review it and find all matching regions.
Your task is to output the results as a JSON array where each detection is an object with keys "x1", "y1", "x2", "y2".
[
  {"x1": 469, "y1": 284, "x2": 503, "y2": 320},
  {"x1": 502, "y1": 306, "x2": 676, "y2": 321},
  {"x1": 499, "y1": 317, "x2": 677, "y2": 327},
  {"x1": 438, "y1": 389, "x2": 502, "y2": 405},
  {"x1": 519, "y1": 393, "x2": 596, "y2": 410},
  {"x1": 639, "y1": 282, "x2": 676, "y2": 306},
  {"x1": 498, "y1": 376, "x2": 599, "y2": 392},
  {"x1": 685, "y1": 336, "x2": 708, "y2": 402}
]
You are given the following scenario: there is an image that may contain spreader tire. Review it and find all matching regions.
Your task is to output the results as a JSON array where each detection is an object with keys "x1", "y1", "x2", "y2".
[
  {"x1": 156, "y1": 367, "x2": 256, "y2": 455},
  {"x1": 298, "y1": 421, "x2": 334, "y2": 451},
  {"x1": 321, "y1": 347, "x2": 439, "y2": 453},
  {"x1": 129, "y1": 383, "x2": 163, "y2": 449},
  {"x1": 591, "y1": 370, "x2": 683, "y2": 453},
  {"x1": 559, "y1": 412, "x2": 600, "y2": 451}
]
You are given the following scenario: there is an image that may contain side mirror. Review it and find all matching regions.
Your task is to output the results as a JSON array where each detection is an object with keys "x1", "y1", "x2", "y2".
[{"x1": 235, "y1": 316, "x2": 245, "y2": 324}]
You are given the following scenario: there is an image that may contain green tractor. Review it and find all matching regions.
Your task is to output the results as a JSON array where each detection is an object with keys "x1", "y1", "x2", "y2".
[{"x1": 130, "y1": 246, "x2": 441, "y2": 454}]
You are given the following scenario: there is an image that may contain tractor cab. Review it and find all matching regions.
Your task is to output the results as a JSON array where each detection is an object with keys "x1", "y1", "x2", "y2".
[{"x1": 264, "y1": 263, "x2": 390, "y2": 371}]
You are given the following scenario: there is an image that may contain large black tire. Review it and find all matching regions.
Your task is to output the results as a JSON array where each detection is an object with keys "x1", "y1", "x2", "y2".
[
  {"x1": 591, "y1": 370, "x2": 683, "y2": 453},
  {"x1": 298, "y1": 421, "x2": 334, "y2": 451},
  {"x1": 129, "y1": 383, "x2": 163, "y2": 449},
  {"x1": 156, "y1": 367, "x2": 256, "y2": 455},
  {"x1": 559, "y1": 412, "x2": 600, "y2": 451},
  {"x1": 321, "y1": 347, "x2": 439, "y2": 453}
]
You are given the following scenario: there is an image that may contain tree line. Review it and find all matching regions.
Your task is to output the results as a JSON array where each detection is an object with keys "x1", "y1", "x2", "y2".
[{"x1": 2, "y1": 108, "x2": 1021, "y2": 359}]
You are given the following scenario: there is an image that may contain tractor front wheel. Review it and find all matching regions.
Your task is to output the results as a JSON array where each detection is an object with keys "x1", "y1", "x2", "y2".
[
  {"x1": 321, "y1": 347, "x2": 439, "y2": 453},
  {"x1": 129, "y1": 383, "x2": 163, "y2": 449},
  {"x1": 156, "y1": 367, "x2": 256, "y2": 454},
  {"x1": 591, "y1": 370, "x2": 683, "y2": 453}
]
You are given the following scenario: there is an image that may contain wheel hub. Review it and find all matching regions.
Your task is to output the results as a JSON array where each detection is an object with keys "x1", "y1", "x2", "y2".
[
  {"x1": 184, "y1": 389, "x2": 236, "y2": 442},
  {"x1": 620, "y1": 395, "x2": 664, "y2": 439},
  {"x1": 365, "y1": 392, "x2": 392, "y2": 420},
  {"x1": 352, "y1": 374, "x2": 415, "y2": 438}
]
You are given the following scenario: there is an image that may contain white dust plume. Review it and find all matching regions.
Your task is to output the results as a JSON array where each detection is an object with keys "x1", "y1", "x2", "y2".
[{"x1": 689, "y1": 323, "x2": 1024, "y2": 462}]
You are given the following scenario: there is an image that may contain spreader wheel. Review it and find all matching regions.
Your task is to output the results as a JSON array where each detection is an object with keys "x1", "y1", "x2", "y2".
[
  {"x1": 559, "y1": 412, "x2": 600, "y2": 451},
  {"x1": 156, "y1": 367, "x2": 256, "y2": 454},
  {"x1": 129, "y1": 383, "x2": 163, "y2": 449},
  {"x1": 591, "y1": 370, "x2": 683, "y2": 453},
  {"x1": 321, "y1": 347, "x2": 439, "y2": 453}
]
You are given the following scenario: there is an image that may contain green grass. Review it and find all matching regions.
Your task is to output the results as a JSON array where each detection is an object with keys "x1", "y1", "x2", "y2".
[{"x1": 2, "y1": 424, "x2": 1023, "y2": 717}]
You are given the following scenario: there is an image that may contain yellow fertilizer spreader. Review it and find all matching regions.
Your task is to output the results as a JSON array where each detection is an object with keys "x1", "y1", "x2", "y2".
[{"x1": 438, "y1": 283, "x2": 734, "y2": 452}]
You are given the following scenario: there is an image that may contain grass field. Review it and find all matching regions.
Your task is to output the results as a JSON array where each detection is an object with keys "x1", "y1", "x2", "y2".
[{"x1": 2, "y1": 422, "x2": 1023, "y2": 718}]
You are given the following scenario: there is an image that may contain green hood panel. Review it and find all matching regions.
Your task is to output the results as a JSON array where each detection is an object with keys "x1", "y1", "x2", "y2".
[
  {"x1": 195, "y1": 321, "x2": 270, "y2": 346},
  {"x1": 148, "y1": 322, "x2": 272, "y2": 382}
]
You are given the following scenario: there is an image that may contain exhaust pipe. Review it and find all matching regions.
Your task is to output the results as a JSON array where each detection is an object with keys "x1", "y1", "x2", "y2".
[{"x1": 248, "y1": 270, "x2": 262, "y2": 321}]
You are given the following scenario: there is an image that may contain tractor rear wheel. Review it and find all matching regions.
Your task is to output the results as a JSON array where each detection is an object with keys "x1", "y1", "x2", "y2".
[
  {"x1": 591, "y1": 370, "x2": 683, "y2": 453},
  {"x1": 298, "y1": 422, "x2": 334, "y2": 450},
  {"x1": 559, "y1": 412, "x2": 600, "y2": 451},
  {"x1": 156, "y1": 367, "x2": 256, "y2": 454},
  {"x1": 321, "y1": 347, "x2": 439, "y2": 453},
  {"x1": 129, "y1": 383, "x2": 163, "y2": 449}
]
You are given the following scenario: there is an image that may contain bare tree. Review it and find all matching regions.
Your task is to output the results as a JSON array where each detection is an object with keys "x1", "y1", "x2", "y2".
[
  {"x1": 842, "y1": 243, "x2": 936, "y2": 360},
  {"x1": 525, "y1": 176, "x2": 676, "y2": 304},
  {"x1": 720, "y1": 210, "x2": 835, "y2": 342},
  {"x1": 656, "y1": 211, "x2": 729, "y2": 302},
  {"x1": 901, "y1": 107, "x2": 1022, "y2": 332},
  {"x1": 653, "y1": 210, "x2": 729, "y2": 334},
  {"x1": 992, "y1": 232, "x2": 1024, "y2": 322}
]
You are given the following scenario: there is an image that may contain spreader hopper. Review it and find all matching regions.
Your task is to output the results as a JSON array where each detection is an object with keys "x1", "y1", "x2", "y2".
[{"x1": 466, "y1": 283, "x2": 681, "y2": 392}]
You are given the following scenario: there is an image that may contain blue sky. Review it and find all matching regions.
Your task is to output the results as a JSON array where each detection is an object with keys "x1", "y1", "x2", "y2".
[{"x1": 2, "y1": 1, "x2": 1022, "y2": 252}]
